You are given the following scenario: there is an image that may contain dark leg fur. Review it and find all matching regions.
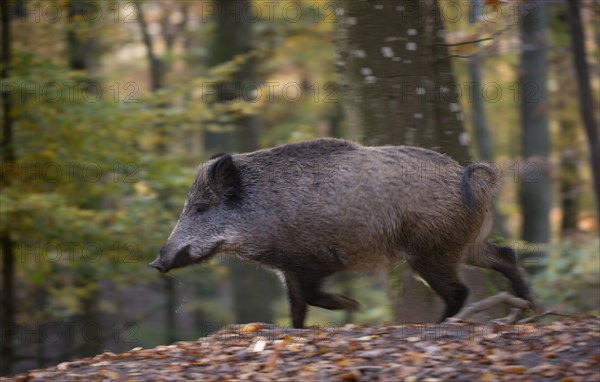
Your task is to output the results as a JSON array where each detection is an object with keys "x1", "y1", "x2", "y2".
[
  {"x1": 301, "y1": 280, "x2": 360, "y2": 311},
  {"x1": 259, "y1": 252, "x2": 357, "y2": 328},
  {"x1": 406, "y1": 255, "x2": 469, "y2": 322},
  {"x1": 283, "y1": 271, "x2": 359, "y2": 328},
  {"x1": 438, "y1": 282, "x2": 469, "y2": 321},
  {"x1": 309, "y1": 293, "x2": 360, "y2": 311},
  {"x1": 283, "y1": 272, "x2": 308, "y2": 329},
  {"x1": 466, "y1": 242, "x2": 536, "y2": 309}
]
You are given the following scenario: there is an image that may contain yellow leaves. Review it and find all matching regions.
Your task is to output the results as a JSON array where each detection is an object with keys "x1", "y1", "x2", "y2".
[
  {"x1": 501, "y1": 365, "x2": 527, "y2": 374},
  {"x1": 263, "y1": 340, "x2": 284, "y2": 372},
  {"x1": 285, "y1": 343, "x2": 303, "y2": 352},
  {"x1": 98, "y1": 369, "x2": 121, "y2": 379},
  {"x1": 403, "y1": 351, "x2": 426, "y2": 366},
  {"x1": 478, "y1": 372, "x2": 497, "y2": 381},
  {"x1": 514, "y1": 324, "x2": 536, "y2": 334},
  {"x1": 241, "y1": 322, "x2": 263, "y2": 333},
  {"x1": 98, "y1": 299, "x2": 118, "y2": 314},
  {"x1": 209, "y1": 53, "x2": 253, "y2": 82},
  {"x1": 133, "y1": 181, "x2": 157, "y2": 198},
  {"x1": 337, "y1": 359, "x2": 354, "y2": 367},
  {"x1": 530, "y1": 363, "x2": 561, "y2": 378}
]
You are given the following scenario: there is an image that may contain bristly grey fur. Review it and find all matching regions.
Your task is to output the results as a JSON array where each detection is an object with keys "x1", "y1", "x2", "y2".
[{"x1": 150, "y1": 138, "x2": 535, "y2": 328}]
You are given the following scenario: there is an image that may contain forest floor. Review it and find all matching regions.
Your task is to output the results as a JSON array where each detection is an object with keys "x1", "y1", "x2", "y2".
[{"x1": 4, "y1": 317, "x2": 599, "y2": 382}]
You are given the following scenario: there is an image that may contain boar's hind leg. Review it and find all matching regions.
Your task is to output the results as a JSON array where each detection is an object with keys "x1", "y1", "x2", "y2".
[
  {"x1": 466, "y1": 242, "x2": 536, "y2": 309},
  {"x1": 406, "y1": 256, "x2": 469, "y2": 322},
  {"x1": 283, "y1": 271, "x2": 359, "y2": 329},
  {"x1": 305, "y1": 289, "x2": 360, "y2": 311}
]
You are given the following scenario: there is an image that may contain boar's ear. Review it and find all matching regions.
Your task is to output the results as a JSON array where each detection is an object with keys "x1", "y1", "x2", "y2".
[{"x1": 209, "y1": 154, "x2": 242, "y2": 200}]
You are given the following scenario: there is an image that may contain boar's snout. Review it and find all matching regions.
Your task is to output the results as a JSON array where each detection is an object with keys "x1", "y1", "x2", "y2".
[
  {"x1": 148, "y1": 258, "x2": 166, "y2": 273},
  {"x1": 149, "y1": 244, "x2": 193, "y2": 274}
]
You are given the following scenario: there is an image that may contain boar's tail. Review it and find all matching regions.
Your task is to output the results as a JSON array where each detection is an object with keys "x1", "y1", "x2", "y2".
[{"x1": 461, "y1": 163, "x2": 499, "y2": 212}]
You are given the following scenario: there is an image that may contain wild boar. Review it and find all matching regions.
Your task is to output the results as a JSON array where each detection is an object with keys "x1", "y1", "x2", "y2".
[{"x1": 149, "y1": 138, "x2": 535, "y2": 328}]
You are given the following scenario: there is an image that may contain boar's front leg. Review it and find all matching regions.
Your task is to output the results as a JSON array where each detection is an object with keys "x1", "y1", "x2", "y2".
[{"x1": 282, "y1": 271, "x2": 308, "y2": 329}]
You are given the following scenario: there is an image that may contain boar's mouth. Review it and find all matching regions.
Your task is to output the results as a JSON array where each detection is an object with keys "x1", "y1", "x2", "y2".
[
  {"x1": 170, "y1": 241, "x2": 224, "y2": 271},
  {"x1": 192, "y1": 240, "x2": 224, "y2": 265}
]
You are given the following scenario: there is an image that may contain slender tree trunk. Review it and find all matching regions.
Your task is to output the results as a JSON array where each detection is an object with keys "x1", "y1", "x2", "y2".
[
  {"x1": 559, "y1": 118, "x2": 582, "y2": 234},
  {"x1": 519, "y1": 0, "x2": 551, "y2": 273},
  {"x1": 566, "y1": 0, "x2": 600, "y2": 225},
  {"x1": 163, "y1": 275, "x2": 176, "y2": 344},
  {"x1": 208, "y1": 0, "x2": 275, "y2": 325},
  {"x1": 136, "y1": 0, "x2": 163, "y2": 92},
  {"x1": 548, "y1": 4, "x2": 584, "y2": 236},
  {"x1": 467, "y1": 0, "x2": 508, "y2": 237},
  {"x1": 1, "y1": 0, "x2": 16, "y2": 373},
  {"x1": 0, "y1": 237, "x2": 15, "y2": 375},
  {"x1": 136, "y1": 0, "x2": 179, "y2": 343},
  {"x1": 67, "y1": 0, "x2": 96, "y2": 83},
  {"x1": 65, "y1": 1, "x2": 105, "y2": 357},
  {"x1": 160, "y1": 3, "x2": 189, "y2": 55},
  {"x1": 468, "y1": 0, "x2": 493, "y2": 162},
  {"x1": 75, "y1": 266, "x2": 103, "y2": 357},
  {"x1": 336, "y1": 0, "x2": 493, "y2": 323}
]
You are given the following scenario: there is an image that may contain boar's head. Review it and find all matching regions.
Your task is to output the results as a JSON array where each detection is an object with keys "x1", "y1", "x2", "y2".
[{"x1": 149, "y1": 154, "x2": 243, "y2": 273}]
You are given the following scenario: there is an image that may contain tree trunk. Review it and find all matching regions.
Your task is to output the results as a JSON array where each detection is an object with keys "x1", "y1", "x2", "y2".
[
  {"x1": 208, "y1": 0, "x2": 275, "y2": 325},
  {"x1": 163, "y1": 275, "x2": 177, "y2": 344},
  {"x1": 467, "y1": 0, "x2": 507, "y2": 237},
  {"x1": 75, "y1": 266, "x2": 103, "y2": 357},
  {"x1": 559, "y1": 118, "x2": 582, "y2": 234},
  {"x1": 1, "y1": 0, "x2": 15, "y2": 373},
  {"x1": 65, "y1": 1, "x2": 105, "y2": 357},
  {"x1": 337, "y1": 0, "x2": 470, "y2": 163},
  {"x1": 0, "y1": 237, "x2": 15, "y2": 375},
  {"x1": 136, "y1": 0, "x2": 180, "y2": 343},
  {"x1": 136, "y1": 0, "x2": 163, "y2": 92},
  {"x1": 67, "y1": 0, "x2": 96, "y2": 78},
  {"x1": 468, "y1": 0, "x2": 493, "y2": 162},
  {"x1": 548, "y1": 6, "x2": 584, "y2": 236},
  {"x1": 336, "y1": 0, "x2": 492, "y2": 323},
  {"x1": 519, "y1": 0, "x2": 551, "y2": 274},
  {"x1": 566, "y1": 0, "x2": 600, "y2": 225}
]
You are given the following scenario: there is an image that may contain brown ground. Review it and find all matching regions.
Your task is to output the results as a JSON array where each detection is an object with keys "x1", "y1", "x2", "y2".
[{"x1": 4, "y1": 317, "x2": 599, "y2": 382}]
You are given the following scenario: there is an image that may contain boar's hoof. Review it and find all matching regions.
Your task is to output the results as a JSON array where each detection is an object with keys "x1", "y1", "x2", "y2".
[{"x1": 526, "y1": 298, "x2": 541, "y2": 314}]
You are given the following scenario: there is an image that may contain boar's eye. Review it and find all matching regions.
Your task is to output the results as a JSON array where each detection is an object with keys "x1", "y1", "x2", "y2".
[{"x1": 194, "y1": 202, "x2": 210, "y2": 214}]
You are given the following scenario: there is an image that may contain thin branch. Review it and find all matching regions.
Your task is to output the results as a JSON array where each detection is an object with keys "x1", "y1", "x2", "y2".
[
  {"x1": 517, "y1": 310, "x2": 576, "y2": 324},
  {"x1": 438, "y1": 3, "x2": 539, "y2": 61},
  {"x1": 452, "y1": 292, "x2": 532, "y2": 321},
  {"x1": 494, "y1": 307, "x2": 523, "y2": 324},
  {"x1": 435, "y1": 37, "x2": 494, "y2": 47},
  {"x1": 444, "y1": 54, "x2": 475, "y2": 60}
]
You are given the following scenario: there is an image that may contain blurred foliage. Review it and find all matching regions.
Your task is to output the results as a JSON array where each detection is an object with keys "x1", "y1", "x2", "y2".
[{"x1": 532, "y1": 237, "x2": 600, "y2": 315}]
